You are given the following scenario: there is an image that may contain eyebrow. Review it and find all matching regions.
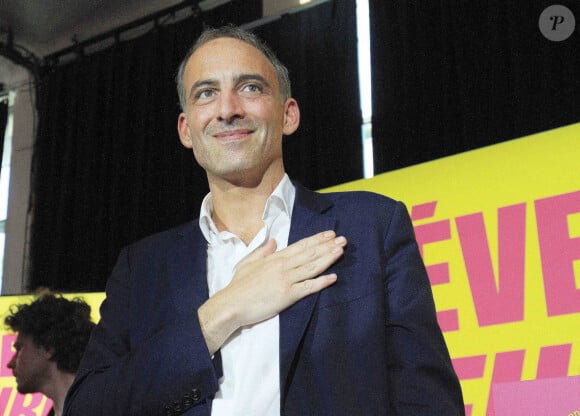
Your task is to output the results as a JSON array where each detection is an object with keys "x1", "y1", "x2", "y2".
[
  {"x1": 187, "y1": 73, "x2": 272, "y2": 101},
  {"x1": 235, "y1": 73, "x2": 272, "y2": 90},
  {"x1": 188, "y1": 79, "x2": 218, "y2": 102}
]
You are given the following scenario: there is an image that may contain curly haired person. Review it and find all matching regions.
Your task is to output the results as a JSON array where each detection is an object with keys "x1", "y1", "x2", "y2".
[{"x1": 4, "y1": 292, "x2": 96, "y2": 416}]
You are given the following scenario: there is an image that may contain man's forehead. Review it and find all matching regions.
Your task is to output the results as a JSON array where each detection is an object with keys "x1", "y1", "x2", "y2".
[
  {"x1": 185, "y1": 37, "x2": 276, "y2": 81},
  {"x1": 194, "y1": 37, "x2": 261, "y2": 57}
]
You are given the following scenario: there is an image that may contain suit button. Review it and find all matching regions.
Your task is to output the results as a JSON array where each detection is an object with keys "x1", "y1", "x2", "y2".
[{"x1": 191, "y1": 388, "x2": 201, "y2": 401}]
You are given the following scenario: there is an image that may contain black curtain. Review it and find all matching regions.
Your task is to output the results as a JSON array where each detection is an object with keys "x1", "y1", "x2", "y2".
[
  {"x1": 32, "y1": 21, "x2": 205, "y2": 292},
  {"x1": 0, "y1": 100, "x2": 7, "y2": 165},
  {"x1": 30, "y1": 0, "x2": 361, "y2": 292},
  {"x1": 370, "y1": 0, "x2": 580, "y2": 173},
  {"x1": 257, "y1": 0, "x2": 362, "y2": 189}
]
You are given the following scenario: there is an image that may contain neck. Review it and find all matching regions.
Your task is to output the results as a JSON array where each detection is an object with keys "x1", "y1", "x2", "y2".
[
  {"x1": 208, "y1": 169, "x2": 285, "y2": 244},
  {"x1": 42, "y1": 371, "x2": 76, "y2": 416}
]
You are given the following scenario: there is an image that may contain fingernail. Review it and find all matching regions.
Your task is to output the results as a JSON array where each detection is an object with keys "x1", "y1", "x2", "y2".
[
  {"x1": 334, "y1": 236, "x2": 346, "y2": 245},
  {"x1": 332, "y1": 244, "x2": 345, "y2": 254}
]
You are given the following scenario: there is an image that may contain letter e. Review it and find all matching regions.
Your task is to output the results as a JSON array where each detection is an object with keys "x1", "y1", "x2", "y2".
[{"x1": 535, "y1": 191, "x2": 580, "y2": 316}]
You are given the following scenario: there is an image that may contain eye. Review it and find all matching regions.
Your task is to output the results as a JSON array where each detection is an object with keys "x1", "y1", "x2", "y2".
[
  {"x1": 195, "y1": 89, "x2": 217, "y2": 101},
  {"x1": 241, "y1": 83, "x2": 263, "y2": 94}
]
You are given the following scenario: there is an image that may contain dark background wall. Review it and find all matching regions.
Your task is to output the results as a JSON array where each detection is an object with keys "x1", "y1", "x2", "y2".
[{"x1": 370, "y1": 0, "x2": 579, "y2": 172}]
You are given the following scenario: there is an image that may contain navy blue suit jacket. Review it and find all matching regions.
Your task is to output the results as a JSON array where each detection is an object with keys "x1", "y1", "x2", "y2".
[{"x1": 65, "y1": 184, "x2": 464, "y2": 415}]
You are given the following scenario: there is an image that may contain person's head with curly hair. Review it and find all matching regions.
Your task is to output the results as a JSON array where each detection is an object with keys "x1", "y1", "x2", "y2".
[{"x1": 4, "y1": 292, "x2": 96, "y2": 401}]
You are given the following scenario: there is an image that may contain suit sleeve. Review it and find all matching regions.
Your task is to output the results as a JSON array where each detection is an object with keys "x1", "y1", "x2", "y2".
[
  {"x1": 383, "y1": 201, "x2": 465, "y2": 415},
  {"x1": 64, "y1": 246, "x2": 220, "y2": 416}
]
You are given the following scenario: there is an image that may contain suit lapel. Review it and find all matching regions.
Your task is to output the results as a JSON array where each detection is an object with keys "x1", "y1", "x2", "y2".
[
  {"x1": 280, "y1": 184, "x2": 336, "y2": 402},
  {"x1": 166, "y1": 222, "x2": 209, "y2": 316}
]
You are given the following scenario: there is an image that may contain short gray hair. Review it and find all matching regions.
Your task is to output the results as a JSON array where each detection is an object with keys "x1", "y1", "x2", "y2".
[{"x1": 176, "y1": 25, "x2": 292, "y2": 111}]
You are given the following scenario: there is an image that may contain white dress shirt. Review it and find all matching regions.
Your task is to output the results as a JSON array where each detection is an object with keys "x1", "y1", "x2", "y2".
[{"x1": 199, "y1": 174, "x2": 295, "y2": 416}]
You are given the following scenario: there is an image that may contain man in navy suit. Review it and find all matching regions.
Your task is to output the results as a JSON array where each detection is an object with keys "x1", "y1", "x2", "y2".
[{"x1": 64, "y1": 26, "x2": 464, "y2": 415}]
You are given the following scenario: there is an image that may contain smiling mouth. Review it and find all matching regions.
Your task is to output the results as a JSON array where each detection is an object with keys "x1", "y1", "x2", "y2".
[{"x1": 213, "y1": 129, "x2": 254, "y2": 141}]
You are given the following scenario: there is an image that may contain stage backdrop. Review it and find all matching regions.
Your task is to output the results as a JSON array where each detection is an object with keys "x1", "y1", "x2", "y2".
[{"x1": 1, "y1": 123, "x2": 579, "y2": 415}]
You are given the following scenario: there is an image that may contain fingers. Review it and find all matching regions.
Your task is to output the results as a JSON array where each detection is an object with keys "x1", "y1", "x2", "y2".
[
  {"x1": 281, "y1": 232, "x2": 347, "y2": 281},
  {"x1": 240, "y1": 231, "x2": 346, "y2": 276},
  {"x1": 283, "y1": 231, "x2": 340, "y2": 259},
  {"x1": 291, "y1": 273, "x2": 338, "y2": 299},
  {"x1": 210, "y1": 230, "x2": 347, "y2": 339}
]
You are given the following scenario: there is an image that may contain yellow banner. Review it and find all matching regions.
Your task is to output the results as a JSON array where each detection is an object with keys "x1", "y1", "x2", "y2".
[
  {"x1": 323, "y1": 122, "x2": 580, "y2": 415},
  {"x1": 1, "y1": 123, "x2": 578, "y2": 415}
]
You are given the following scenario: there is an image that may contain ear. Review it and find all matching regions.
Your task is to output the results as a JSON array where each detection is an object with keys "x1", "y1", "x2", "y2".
[
  {"x1": 43, "y1": 346, "x2": 55, "y2": 361},
  {"x1": 282, "y1": 98, "x2": 300, "y2": 136},
  {"x1": 177, "y1": 113, "x2": 193, "y2": 149}
]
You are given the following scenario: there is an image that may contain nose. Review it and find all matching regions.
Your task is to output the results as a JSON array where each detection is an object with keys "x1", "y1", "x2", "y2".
[
  {"x1": 217, "y1": 91, "x2": 244, "y2": 123},
  {"x1": 7, "y1": 353, "x2": 16, "y2": 369}
]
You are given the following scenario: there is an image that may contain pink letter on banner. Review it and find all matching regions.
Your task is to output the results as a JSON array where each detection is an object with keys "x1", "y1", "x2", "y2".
[
  {"x1": 535, "y1": 190, "x2": 580, "y2": 316},
  {"x1": 1, "y1": 334, "x2": 16, "y2": 377},
  {"x1": 412, "y1": 201, "x2": 452, "y2": 285},
  {"x1": 456, "y1": 204, "x2": 526, "y2": 326},
  {"x1": 452, "y1": 355, "x2": 487, "y2": 380},
  {"x1": 411, "y1": 201, "x2": 438, "y2": 221},
  {"x1": 487, "y1": 350, "x2": 525, "y2": 416},
  {"x1": 41, "y1": 398, "x2": 54, "y2": 416},
  {"x1": 436, "y1": 309, "x2": 459, "y2": 332},
  {"x1": 412, "y1": 201, "x2": 458, "y2": 331},
  {"x1": 451, "y1": 355, "x2": 486, "y2": 416},
  {"x1": 1, "y1": 387, "x2": 13, "y2": 413},
  {"x1": 8, "y1": 393, "x2": 44, "y2": 416},
  {"x1": 536, "y1": 344, "x2": 572, "y2": 379}
]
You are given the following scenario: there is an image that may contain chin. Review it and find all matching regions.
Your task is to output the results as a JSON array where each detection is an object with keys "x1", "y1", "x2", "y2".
[{"x1": 16, "y1": 384, "x2": 33, "y2": 395}]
